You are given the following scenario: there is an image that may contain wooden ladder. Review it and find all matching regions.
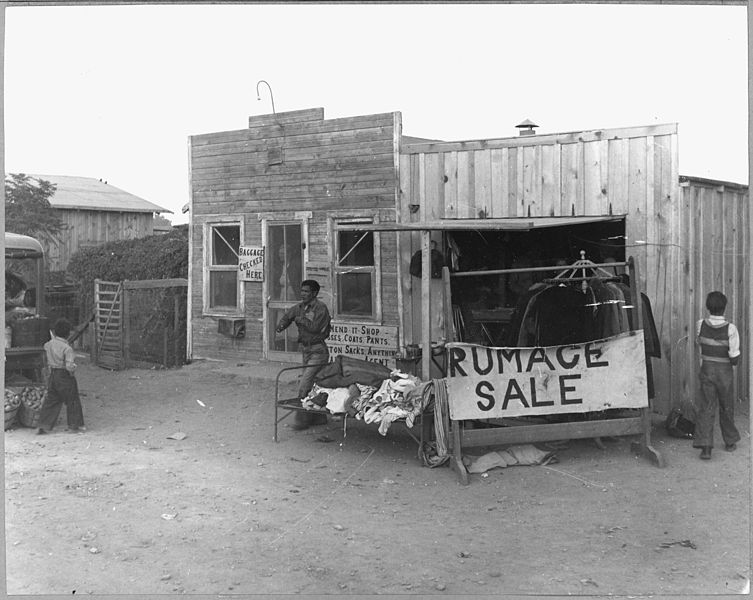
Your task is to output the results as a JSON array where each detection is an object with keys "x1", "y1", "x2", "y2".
[{"x1": 94, "y1": 279, "x2": 124, "y2": 370}]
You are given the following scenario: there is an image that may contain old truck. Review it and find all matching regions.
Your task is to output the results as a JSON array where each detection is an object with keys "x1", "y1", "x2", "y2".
[{"x1": 5, "y1": 232, "x2": 48, "y2": 384}]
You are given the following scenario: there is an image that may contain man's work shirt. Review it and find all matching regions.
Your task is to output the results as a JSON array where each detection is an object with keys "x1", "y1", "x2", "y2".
[
  {"x1": 44, "y1": 335, "x2": 77, "y2": 373},
  {"x1": 277, "y1": 298, "x2": 331, "y2": 346},
  {"x1": 696, "y1": 315, "x2": 740, "y2": 364}
]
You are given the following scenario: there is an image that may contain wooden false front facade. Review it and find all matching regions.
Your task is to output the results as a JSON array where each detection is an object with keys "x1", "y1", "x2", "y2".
[
  {"x1": 398, "y1": 125, "x2": 749, "y2": 413},
  {"x1": 187, "y1": 108, "x2": 402, "y2": 364},
  {"x1": 188, "y1": 109, "x2": 748, "y2": 414}
]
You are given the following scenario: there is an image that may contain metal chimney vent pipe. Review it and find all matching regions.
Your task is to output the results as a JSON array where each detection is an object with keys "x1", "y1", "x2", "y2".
[{"x1": 516, "y1": 119, "x2": 539, "y2": 136}]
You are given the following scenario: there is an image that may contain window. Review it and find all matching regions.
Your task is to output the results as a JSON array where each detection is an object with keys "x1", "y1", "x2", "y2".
[
  {"x1": 335, "y1": 228, "x2": 375, "y2": 318},
  {"x1": 206, "y1": 223, "x2": 241, "y2": 312}
]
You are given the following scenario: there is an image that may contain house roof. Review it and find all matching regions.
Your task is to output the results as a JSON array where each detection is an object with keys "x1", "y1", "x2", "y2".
[
  {"x1": 679, "y1": 175, "x2": 748, "y2": 191},
  {"x1": 26, "y1": 174, "x2": 170, "y2": 214}
]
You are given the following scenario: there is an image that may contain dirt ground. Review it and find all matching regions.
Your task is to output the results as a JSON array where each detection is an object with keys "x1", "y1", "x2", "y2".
[{"x1": 4, "y1": 353, "x2": 751, "y2": 597}]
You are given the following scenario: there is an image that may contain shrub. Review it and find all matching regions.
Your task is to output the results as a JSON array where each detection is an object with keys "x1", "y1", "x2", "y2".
[{"x1": 67, "y1": 225, "x2": 188, "y2": 315}]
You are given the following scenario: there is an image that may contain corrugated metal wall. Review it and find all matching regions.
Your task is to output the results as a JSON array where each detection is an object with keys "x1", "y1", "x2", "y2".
[
  {"x1": 399, "y1": 123, "x2": 682, "y2": 412},
  {"x1": 674, "y1": 177, "x2": 750, "y2": 412}
]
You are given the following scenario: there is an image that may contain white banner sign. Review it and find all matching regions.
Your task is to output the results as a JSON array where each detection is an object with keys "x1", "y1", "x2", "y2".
[
  {"x1": 238, "y1": 246, "x2": 264, "y2": 282},
  {"x1": 327, "y1": 322, "x2": 398, "y2": 367},
  {"x1": 446, "y1": 331, "x2": 648, "y2": 420}
]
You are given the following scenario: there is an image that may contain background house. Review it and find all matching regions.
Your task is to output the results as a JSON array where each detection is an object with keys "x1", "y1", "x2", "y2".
[{"x1": 28, "y1": 174, "x2": 170, "y2": 272}]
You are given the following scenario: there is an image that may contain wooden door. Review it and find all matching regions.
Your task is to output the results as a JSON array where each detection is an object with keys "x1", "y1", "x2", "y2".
[{"x1": 266, "y1": 223, "x2": 304, "y2": 362}]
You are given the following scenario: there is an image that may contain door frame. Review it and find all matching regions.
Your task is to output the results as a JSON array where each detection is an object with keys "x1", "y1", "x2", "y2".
[{"x1": 262, "y1": 213, "x2": 311, "y2": 361}]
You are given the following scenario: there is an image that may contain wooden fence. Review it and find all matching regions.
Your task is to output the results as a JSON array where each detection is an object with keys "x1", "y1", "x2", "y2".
[{"x1": 93, "y1": 278, "x2": 188, "y2": 370}]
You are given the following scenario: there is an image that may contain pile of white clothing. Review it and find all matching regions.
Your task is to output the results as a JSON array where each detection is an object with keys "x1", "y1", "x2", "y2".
[{"x1": 301, "y1": 370, "x2": 429, "y2": 436}]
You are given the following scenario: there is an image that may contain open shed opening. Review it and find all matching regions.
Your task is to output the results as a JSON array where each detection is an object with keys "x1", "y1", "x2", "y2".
[{"x1": 445, "y1": 218, "x2": 627, "y2": 346}]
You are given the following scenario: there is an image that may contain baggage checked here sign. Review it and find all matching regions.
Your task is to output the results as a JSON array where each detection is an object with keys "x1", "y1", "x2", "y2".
[
  {"x1": 239, "y1": 246, "x2": 264, "y2": 282},
  {"x1": 327, "y1": 322, "x2": 398, "y2": 367},
  {"x1": 445, "y1": 331, "x2": 648, "y2": 420}
]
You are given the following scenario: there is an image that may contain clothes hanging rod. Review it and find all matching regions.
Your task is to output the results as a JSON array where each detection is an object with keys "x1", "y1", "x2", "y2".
[
  {"x1": 542, "y1": 276, "x2": 623, "y2": 284},
  {"x1": 450, "y1": 261, "x2": 627, "y2": 278}
]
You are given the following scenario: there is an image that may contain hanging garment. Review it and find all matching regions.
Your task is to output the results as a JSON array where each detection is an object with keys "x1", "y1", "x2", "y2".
[
  {"x1": 604, "y1": 282, "x2": 629, "y2": 334},
  {"x1": 616, "y1": 283, "x2": 661, "y2": 358},
  {"x1": 525, "y1": 284, "x2": 597, "y2": 347},
  {"x1": 591, "y1": 277, "x2": 625, "y2": 339},
  {"x1": 506, "y1": 283, "x2": 548, "y2": 346}
]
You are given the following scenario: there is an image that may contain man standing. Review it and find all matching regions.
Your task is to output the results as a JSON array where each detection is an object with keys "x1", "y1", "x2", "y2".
[{"x1": 276, "y1": 279, "x2": 331, "y2": 430}]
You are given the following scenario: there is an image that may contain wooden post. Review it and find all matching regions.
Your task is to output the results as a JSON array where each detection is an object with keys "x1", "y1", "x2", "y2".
[
  {"x1": 442, "y1": 266, "x2": 454, "y2": 342},
  {"x1": 162, "y1": 325, "x2": 168, "y2": 368},
  {"x1": 173, "y1": 293, "x2": 180, "y2": 367},
  {"x1": 421, "y1": 230, "x2": 431, "y2": 380},
  {"x1": 122, "y1": 281, "x2": 130, "y2": 368},
  {"x1": 451, "y1": 420, "x2": 469, "y2": 485},
  {"x1": 628, "y1": 256, "x2": 665, "y2": 467}
]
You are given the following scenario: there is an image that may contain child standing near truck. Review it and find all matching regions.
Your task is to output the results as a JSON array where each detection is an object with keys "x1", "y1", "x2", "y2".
[
  {"x1": 37, "y1": 318, "x2": 85, "y2": 434},
  {"x1": 693, "y1": 291, "x2": 741, "y2": 460}
]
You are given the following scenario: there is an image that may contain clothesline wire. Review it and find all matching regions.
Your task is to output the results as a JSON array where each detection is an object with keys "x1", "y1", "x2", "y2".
[{"x1": 268, "y1": 447, "x2": 376, "y2": 547}]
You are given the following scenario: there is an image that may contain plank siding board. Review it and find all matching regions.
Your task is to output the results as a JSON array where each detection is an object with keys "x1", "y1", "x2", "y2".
[
  {"x1": 521, "y1": 146, "x2": 536, "y2": 216},
  {"x1": 598, "y1": 139, "x2": 609, "y2": 215},
  {"x1": 474, "y1": 150, "x2": 491, "y2": 218},
  {"x1": 644, "y1": 136, "x2": 658, "y2": 322},
  {"x1": 194, "y1": 166, "x2": 392, "y2": 190},
  {"x1": 444, "y1": 151, "x2": 458, "y2": 218},
  {"x1": 192, "y1": 125, "x2": 397, "y2": 159},
  {"x1": 608, "y1": 138, "x2": 629, "y2": 215},
  {"x1": 560, "y1": 143, "x2": 579, "y2": 216},
  {"x1": 425, "y1": 152, "x2": 443, "y2": 221},
  {"x1": 552, "y1": 143, "x2": 562, "y2": 217},
  {"x1": 192, "y1": 145, "x2": 395, "y2": 170},
  {"x1": 516, "y1": 145, "x2": 525, "y2": 216},
  {"x1": 193, "y1": 179, "x2": 396, "y2": 199},
  {"x1": 192, "y1": 151, "x2": 396, "y2": 173},
  {"x1": 401, "y1": 123, "x2": 677, "y2": 155},
  {"x1": 457, "y1": 152, "x2": 473, "y2": 218},
  {"x1": 489, "y1": 148, "x2": 503, "y2": 218},
  {"x1": 192, "y1": 112, "x2": 396, "y2": 146},
  {"x1": 583, "y1": 141, "x2": 602, "y2": 215},
  {"x1": 418, "y1": 154, "x2": 427, "y2": 222},
  {"x1": 629, "y1": 137, "x2": 648, "y2": 250},
  {"x1": 399, "y1": 185, "x2": 416, "y2": 345},
  {"x1": 540, "y1": 144, "x2": 556, "y2": 217},
  {"x1": 247, "y1": 107, "x2": 324, "y2": 127},
  {"x1": 711, "y1": 189, "x2": 723, "y2": 290},
  {"x1": 739, "y1": 188, "x2": 750, "y2": 399},
  {"x1": 506, "y1": 147, "x2": 518, "y2": 217},
  {"x1": 668, "y1": 172, "x2": 688, "y2": 406}
]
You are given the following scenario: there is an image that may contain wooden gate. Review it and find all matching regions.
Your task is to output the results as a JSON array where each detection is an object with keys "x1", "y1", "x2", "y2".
[{"x1": 94, "y1": 279, "x2": 124, "y2": 370}]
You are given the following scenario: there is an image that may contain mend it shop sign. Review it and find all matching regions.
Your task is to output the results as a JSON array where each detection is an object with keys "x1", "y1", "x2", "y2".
[
  {"x1": 446, "y1": 331, "x2": 648, "y2": 420},
  {"x1": 328, "y1": 322, "x2": 398, "y2": 367}
]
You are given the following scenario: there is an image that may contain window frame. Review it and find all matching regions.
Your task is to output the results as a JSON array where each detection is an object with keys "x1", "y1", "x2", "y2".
[
  {"x1": 332, "y1": 217, "x2": 381, "y2": 322},
  {"x1": 202, "y1": 219, "x2": 245, "y2": 316}
]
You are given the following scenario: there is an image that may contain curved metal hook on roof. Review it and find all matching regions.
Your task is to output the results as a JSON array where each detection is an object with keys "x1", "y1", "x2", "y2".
[{"x1": 256, "y1": 80, "x2": 276, "y2": 115}]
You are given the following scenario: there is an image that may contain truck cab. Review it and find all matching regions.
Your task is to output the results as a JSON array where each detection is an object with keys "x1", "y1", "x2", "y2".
[{"x1": 5, "y1": 232, "x2": 48, "y2": 383}]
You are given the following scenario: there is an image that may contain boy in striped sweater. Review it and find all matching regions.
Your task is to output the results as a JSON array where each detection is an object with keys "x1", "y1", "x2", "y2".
[{"x1": 694, "y1": 291, "x2": 741, "y2": 460}]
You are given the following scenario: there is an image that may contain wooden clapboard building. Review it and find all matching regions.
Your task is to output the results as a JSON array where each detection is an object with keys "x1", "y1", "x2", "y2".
[
  {"x1": 187, "y1": 108, "x2": 748, "y2": 414},
  {"x1": 27, "y1": 174, "x2": 170, "y2": 272}
]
